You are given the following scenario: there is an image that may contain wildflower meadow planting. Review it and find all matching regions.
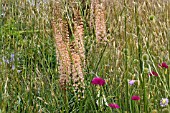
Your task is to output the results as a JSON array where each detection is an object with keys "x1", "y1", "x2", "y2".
[{"x1": 0, "y1": 0, "x2": 170, "y2": 113}]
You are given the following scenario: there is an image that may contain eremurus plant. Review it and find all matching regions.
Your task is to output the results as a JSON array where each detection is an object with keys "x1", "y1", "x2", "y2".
[
  {"x1": 90, "y1": 0, "x2": 107, "y2": 43},
  {"x1": 51, "y1": 1, "x2": 85, "y2": 98}
]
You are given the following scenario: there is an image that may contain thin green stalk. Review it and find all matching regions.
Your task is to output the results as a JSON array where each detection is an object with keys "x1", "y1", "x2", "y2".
[
  {"x1": 147, "y1": 49, "x2": 169, "y2": 96},
  {"x1": 126, "y1": 79, "x2": 129, "y2": 112},
  {"x1": 134, "y1": 0, "x2": 142, "y2": 74},
  {"x1": 124, "y1": 0, "x2": 127, "y2": 71},
  {"x1": 168, "y1": 29, "x2": 170, "y2": 88},
  {"x1": 143, "y1": 71, "x2": 147, "y2": 112},
  {"x1": 94, "y1": 42, "x2": 108, "y2": 74}
]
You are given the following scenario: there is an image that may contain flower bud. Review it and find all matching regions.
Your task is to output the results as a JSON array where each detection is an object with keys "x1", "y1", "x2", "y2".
[
  {"x1": 143, "y1": 68, "x2": 149, "y2": 74},
  {"x1": 142, "y1": 54, "x2": 149, "y2": 61},
  {"x1": 162, "y1": 108, "x2": 169, "y2": 113},
  {"x1": 151, "y1": 109, "x2": 158, "y2": 113}
]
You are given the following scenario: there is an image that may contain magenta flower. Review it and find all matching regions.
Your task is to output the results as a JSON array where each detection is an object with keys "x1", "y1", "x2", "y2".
[
  {"x1": 131, "y1": 95, "x2": 140, "y2": 101},
  {"x1": 129, "y1": 80, "x2": 136, "y2": 86},
  {"x1": 108, "y1": 103, "x2": 120, "y2": 109},
  {"x1": 148, "y1": 71, "x2": 158, "y2": 76},
  {"x1": 91, "y1": 77, "x2": 105, "y2": 86},
  {"x1": 159, "y1": 62, "x2": 168, "y2": 69}
]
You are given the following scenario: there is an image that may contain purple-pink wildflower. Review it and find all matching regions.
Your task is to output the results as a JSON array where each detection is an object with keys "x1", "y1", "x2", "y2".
[
  {"x1": 12, "y1": 65, "x2": 15, "y2": 70},
  {"x1": 160, "y1": 98, "x2": 169, "y2": 107},
  {"x1": 129, "y1": 80, "x2": 136, "y2": 86},
  {"x1": 10, "y1": 54, "x2": 15, "y2": 62},
  {"x1": 91, "y1": 77, "x2": 105, "y2": 86},
  {"x1": 108, "y1": 103, "x2": 120, "y2": 109},
  {"x1": 149, "y1": 71, "x2": 158, "y2": 76},
  {"x1": 131, "y1": 95, "x2": 140, "y2": 101},
  {"x1": 159, "y1": 62, "x2": 168, "y2": 69}
]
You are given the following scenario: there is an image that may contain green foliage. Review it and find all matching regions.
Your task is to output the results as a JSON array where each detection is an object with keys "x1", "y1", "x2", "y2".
[{"x1": 0, "y1": 0, "x2": 170, "y2": 113}]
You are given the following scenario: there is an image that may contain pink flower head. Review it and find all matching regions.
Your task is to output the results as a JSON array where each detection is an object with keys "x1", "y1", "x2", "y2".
[
  {"x1": 149, "y1": 71, "x2": 158, "y2": 76},
  {"x1": 108, "y1": 103, "x2": 120, "y2": 109},
  {"x1": 131, "y1": 95, "x2": 140, "y2": 101},
  {"x1": 159, "y1": 62, "x2": 168, "y2": 69},
  {"x1": 91, "y1": 77, "x2": 105, "y2": 86},
  {"x1": 129, "y1": 80, "x2": 136, "y2": 86}
]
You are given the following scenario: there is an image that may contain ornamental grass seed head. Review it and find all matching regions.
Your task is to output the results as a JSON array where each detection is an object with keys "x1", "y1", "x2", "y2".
[{"x1": 91, "y1": 77, "x2": 105, "y2": 86}]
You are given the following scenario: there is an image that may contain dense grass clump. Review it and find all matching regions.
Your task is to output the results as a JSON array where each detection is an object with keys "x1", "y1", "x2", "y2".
[{"x1": 0, "y1": 0, "x2": 170, "y2": 112}]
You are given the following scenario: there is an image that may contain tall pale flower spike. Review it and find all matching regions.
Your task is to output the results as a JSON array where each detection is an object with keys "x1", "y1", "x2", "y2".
[
  {"x1": 73, "y1": 7, "x2": 86, "y2": 68},
  {"x1": 93, "y1": 0, "x2": 107, "y2": 43},
  {"x1": 69, "y1": 5, "x2": 85, "y2": 98},
  {"x1": 90, "y1": 0, "x2": 95, "y2": 31},
  {"x1": 51, "y1": 1, "x2": 85, "y2": 98},
  {"x1": 51, "y1": 18, "x2": 71, "y2": 91}
]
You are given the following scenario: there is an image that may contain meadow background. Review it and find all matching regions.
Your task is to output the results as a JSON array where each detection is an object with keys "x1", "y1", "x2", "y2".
[{"x1": 0, "y1": 0, "x2": 170, "y2": 112}]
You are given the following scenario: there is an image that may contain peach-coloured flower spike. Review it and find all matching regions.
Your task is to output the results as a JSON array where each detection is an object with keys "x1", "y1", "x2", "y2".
[
  {"x1": 73, "y1": 7, "x2": 86, "y2": 68},
  {"x1": 51, "y1": 16, "x2": 71, "y2": 90},
  {"x1": 91, "y1": 0, "x2": 107, "y2": 43},
  {"x1": 69, "y1": 5, "x2": 85, "y2": 98}
]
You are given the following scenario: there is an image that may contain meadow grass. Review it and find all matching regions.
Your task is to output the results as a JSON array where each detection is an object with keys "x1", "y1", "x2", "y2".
[{"x1": 0, "y1": 0, "x2": 170, "y2": 112}]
